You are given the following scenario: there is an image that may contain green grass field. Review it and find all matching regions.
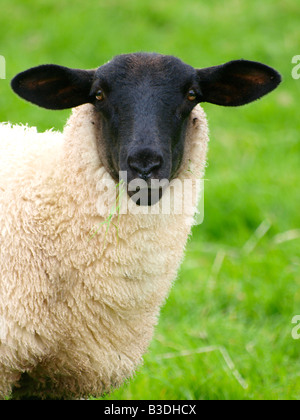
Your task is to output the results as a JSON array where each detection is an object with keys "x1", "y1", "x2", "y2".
[{"x1": 1, "y1": 0, "x2": 299, "y2": 400}]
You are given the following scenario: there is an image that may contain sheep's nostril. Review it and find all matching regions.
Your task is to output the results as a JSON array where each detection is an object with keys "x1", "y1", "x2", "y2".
[{"x1": 128, "y1": 154, "x2": 163, "y2": 180}]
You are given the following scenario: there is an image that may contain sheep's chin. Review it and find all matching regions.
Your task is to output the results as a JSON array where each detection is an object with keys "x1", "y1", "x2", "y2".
[{"x1": 128, "y1": 187, "x2": 163, "y2": 207}]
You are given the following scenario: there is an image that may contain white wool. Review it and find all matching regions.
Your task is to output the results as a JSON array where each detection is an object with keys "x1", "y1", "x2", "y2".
[{"x1": 0, "y1": 104, "x2": 209, "y2": 399}]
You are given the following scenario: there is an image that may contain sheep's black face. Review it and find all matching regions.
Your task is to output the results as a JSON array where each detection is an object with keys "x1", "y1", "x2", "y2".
[
  {"x1": 90, "y1": 54, "x2": 199, "y2": 205},
  {"x1": 11, "y1": 52, "x2": 282, "y2": 206}
]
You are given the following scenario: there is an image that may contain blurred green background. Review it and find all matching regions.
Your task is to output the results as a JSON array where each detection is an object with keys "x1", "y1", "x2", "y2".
[{"x1": 1, "y1": 0, "x2": 300, "y2": 400}]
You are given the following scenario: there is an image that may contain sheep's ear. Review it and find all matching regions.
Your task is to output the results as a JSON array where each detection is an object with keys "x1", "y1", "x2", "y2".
[
  {"x1": 197, "y1": 60, "x2": 281, "y2": 106},
  {"x1": 11, "y1": 65, "x2": 95, "y2": 110}
]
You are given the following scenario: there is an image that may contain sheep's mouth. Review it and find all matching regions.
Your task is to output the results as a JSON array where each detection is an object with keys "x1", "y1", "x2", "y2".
[{"x1": 127, "y1": 186, "x2": 164, "y2": 206}]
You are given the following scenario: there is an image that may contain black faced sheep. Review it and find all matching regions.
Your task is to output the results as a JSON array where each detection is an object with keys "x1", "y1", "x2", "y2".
[{"x1": 0, "y1": 53, "x2": 281, "y2": 399}]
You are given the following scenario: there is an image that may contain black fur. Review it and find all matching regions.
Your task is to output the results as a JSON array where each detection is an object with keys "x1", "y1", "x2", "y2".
[
  {"x1": 197, "y1": 60, "x2": 282, "y2": 106},
  {"x1": 11, "y1": 64, "x2": 95, "y2": 110},
  {"x1": 11, "y1": 53, "x2": 281, "y2": 202}
]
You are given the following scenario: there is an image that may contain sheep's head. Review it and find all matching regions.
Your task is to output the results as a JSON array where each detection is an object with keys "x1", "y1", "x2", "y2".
[{"x1": 11, "y1": 53, "x2": 281, "y2": 205}]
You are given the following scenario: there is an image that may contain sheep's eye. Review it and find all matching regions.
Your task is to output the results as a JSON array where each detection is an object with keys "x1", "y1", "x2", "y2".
[
  {"x1": 95, "y1": 89, "x2": 105, "y2": 101},
  {"x1": 187, "y1": 89, "x2": 197, "y2": 102}
]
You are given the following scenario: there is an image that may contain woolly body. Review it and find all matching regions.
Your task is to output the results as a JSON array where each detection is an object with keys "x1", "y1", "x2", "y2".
[{"x1": 0, "y1": 104, "x2": 209, "y2": 399}]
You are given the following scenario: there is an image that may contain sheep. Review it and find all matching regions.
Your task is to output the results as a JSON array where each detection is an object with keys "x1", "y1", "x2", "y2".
[{"x1": 0, "y1": 53, "x2": 281, "y2": 400}]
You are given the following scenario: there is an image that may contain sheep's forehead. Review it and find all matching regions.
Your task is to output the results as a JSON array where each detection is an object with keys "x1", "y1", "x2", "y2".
[{"x1": 95, "y1": 53, "x2": 196, "y2": 87}]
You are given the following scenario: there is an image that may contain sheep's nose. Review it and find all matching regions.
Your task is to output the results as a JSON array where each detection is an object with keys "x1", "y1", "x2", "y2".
[{"x1": 128, "y1": 149, "x2": 163, "y2": 180}]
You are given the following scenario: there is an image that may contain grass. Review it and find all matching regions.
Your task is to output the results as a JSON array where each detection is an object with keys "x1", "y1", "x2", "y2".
[
  {"x1": 0, "y1": 0, "x2": 299, "y2": 400},
  {"x1": 88, "y1": 180, "x2": 125, "y2": 243}
]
